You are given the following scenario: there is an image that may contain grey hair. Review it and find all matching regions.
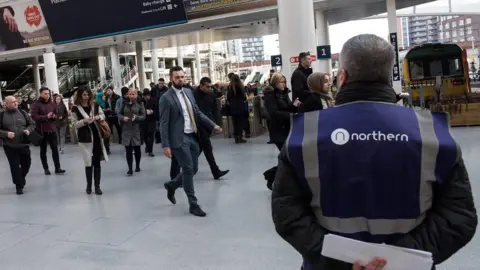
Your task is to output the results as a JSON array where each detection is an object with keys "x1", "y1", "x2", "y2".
[{"x1": 339, "y1": 34, "x2": 395, "y2": 84}]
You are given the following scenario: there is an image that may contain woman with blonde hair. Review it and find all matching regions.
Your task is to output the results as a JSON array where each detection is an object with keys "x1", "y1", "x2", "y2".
[
  {"x1": 262, "y1": 72, "x2": 300, "y2": 189},
  {"x1": 299, "y1": 72, "x2": 333, "y2": 112},
  {"x1": 71, "y1": 86, "x2": 108, "y2": 195}
]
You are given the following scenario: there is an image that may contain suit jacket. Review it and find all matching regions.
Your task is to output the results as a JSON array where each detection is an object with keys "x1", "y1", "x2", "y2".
[{"x1": 159, "y1": 87, "x2": 216, "y2": 149}]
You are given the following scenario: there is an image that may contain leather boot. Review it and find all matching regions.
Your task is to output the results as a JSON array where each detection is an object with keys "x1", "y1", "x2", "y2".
[
  {"x1": 93, "y1": 167, "x2": 103, "y2": 195},
  {"x1": 85, "y1": 166, "x2": 93, "y2": 194}
]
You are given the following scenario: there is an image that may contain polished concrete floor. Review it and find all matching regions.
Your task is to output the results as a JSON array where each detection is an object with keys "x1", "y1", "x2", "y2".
[{"x1": 0, "y1": 130, "x2": 478, "y2": 270}]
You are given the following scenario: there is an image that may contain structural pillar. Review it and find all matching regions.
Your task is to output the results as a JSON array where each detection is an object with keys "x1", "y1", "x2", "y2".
[
  {"x1": 277, "y1": 0, "x2": 318, "y2": 88},
  {"x1": 43, "y1": 51, "x2": 59, "y2": 94},
  {"x1": 32, "y1": 57, "x2": 41, "y2": 91},
  {"x1": 135, "y1": 41, "x2": 147, "y2": 90},
  {"x1": 195, "y1": 32, "x2": 202, "y2": 83},
  {"x1": 208, "y1": 43, "x2": 214, "y2": 81},
  {"x1": 109, "y1": 45, "x2": 122, "y2": 91},
  {"x1": 151, "y1": 39, "x2": 159, "y2": 83},
  {"x1": 387, "y1": 0, "x2": 402, "y2": 94},
  {"x1": 315, "y1": 10, "x2": 332, "y2": 74},
  {"x1": 97, "y1": 48, "x2": 106, "y2": 82},
  {"x1": 176, "y1": 36, "x2": 183, "y2": 67},
  {"x1": 191, "y1": 61, "x2": 197, "y2": 85}
]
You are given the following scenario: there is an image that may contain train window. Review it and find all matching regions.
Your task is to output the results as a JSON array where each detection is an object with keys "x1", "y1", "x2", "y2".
[
  {"x1": 429, "y1": 59, "x2": 443, "y2": 77},
  {"x1": 409, "y1": 60, "x2": 424, "y2": 80},
  {"x1": 447, "y1": 58, "x2": 463, "y2": 76}
]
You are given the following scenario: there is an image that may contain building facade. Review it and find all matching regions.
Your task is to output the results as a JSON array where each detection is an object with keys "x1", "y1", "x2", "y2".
[
  {"x1": 241, "y1": 36, "x2": 265, "y2": 62},
  {"x1": 399, "y1": 16, "x2": 439, "y2": 48},
  {"x1": 438, "y1": 15, "x2": 480, "y2": 44}
]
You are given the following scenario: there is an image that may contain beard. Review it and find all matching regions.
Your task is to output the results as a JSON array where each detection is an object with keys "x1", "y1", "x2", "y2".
[{"x1": 173, "y1": 82, "x2": 183, "y2": 89}]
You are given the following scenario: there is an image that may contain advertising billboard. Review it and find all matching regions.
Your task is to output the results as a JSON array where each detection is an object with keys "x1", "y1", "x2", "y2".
[
  {"x1": 185, "y1": 0, "x2": 277, "y2": 19},
  {"x1": 0, "y1": 0, "x2": 51, "y2": 52},
  {"x1": 38, "y1": 0, "x2": 188, "y2": 44}
]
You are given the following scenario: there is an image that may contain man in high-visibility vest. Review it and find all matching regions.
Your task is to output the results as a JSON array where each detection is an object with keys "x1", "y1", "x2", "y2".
[{"x1": 271, "y1": 34, "x2": 477, "y2": 270}]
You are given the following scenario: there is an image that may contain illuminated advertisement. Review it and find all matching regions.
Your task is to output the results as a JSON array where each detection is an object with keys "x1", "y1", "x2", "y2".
[{"x1": 185, "y1": 0, "x2": 277, "y2": 19}]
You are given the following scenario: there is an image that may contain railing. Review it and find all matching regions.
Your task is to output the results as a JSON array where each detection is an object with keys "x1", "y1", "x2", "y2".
[{"x1": 122, "y1": 67, "x2": 137, "y2": 86}]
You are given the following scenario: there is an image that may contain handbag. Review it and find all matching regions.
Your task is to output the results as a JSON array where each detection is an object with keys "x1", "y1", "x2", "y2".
[
  {"x1": 27, "y1": 130, "x2": 43, "y2": 146},
  {"x1": 94, "y1": 104, "x2": 111, "y2": 139}
]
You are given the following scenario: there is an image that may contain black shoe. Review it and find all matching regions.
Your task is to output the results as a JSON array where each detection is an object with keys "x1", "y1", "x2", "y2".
[
  {"x1": 95, "y1": 186, "x2": 103, "y2": 195},
  {"x1": 44, "y1": 169, "x2": 51, "y2": 175},
  {"x1": 86, "y1": 187, "x2": 92, "y2": 194},
  {"x1": 16, "y1": 187, "x2": 23, "y2": 195},
  {"x1": 189, "y1": 204, "x2": 206, "y2": 217},
  {"x1": 148, "y1": 153, "x2": 155, "y2": 157},
  {"x1": 135, "y1": 167, "x2": 141, "y2": 172},
  {"x1": 164, "y1": 182, "x2": 176, "y2": 204},
  {"x1": 213, "y1": 170, "x2": 230, "y2": 180},
  {"x1": 267, "y1": 141, "x2": 274, "y2": 144},
  {"x1": 55, "y1": 169, "x2": 66, "y2": 174},
  {"x1": 127, "y1": 170, "x2": 133, "y2": 176}
]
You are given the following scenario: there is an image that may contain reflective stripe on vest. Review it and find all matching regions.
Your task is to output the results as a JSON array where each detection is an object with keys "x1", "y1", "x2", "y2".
[{"x1": 285, "y1": 101, "x2": 459, "y2": 242}]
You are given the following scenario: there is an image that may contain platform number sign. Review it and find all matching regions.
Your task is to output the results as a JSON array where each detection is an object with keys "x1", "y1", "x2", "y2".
[
  {"x1": 390, "y1": 32, "x2": 401, "y2": 81},
  {"x1": 271, "y1": 55, "x2": 282, "y2": 67},
  {"x1": 316, "y1": 45, "x2": 331, "y2": 60}
]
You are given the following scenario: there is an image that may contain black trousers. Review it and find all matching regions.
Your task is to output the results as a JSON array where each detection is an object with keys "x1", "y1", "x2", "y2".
[
  {"x1": 264, "y1": 142, "x2": 284, "y2": 184},
  {"x1": 143, "y1": 128, "x2": 155, "y2": 153},
  {"x1": 125, "y1": 145, "x2": 141, "y2": 170},
  {"x1": 104, "y1": 117, "x2": 122, "y2": 151},
  {"x1": 232, "y1": 115, "x2": 248, "y2": 137},
  {"x1": 169, "y1": 137, "x2": 220, "y2": 179},
  {"x1": 3, "y1": 146, "x2": 31, "y2": 188},
  {"x1": 40, "y1": 131, "x2": 61, "y2": 170}
]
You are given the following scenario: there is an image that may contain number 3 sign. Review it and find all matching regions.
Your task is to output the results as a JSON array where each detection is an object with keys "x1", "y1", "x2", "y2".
[
  {"x1": 271, "y1": 55, "x2": 282, "y2": 67},
  {"x1": 316, "y1": 45, "x2": 331, "y2": 60}
]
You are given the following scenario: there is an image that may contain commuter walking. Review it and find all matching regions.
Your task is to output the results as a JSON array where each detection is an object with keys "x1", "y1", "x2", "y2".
[
  {"x1": 160, "y1": 66, "x2": 222, "y2": 217},
  {"x1": 291, "y1": 52, "x2": 313, "y2": 102},
  {"x1": 71, "y1": 87, "x2": 108, "y2": 195},
  {"x1": 0, "y1": 96, "x2": 35, "y2": 195},
  {"x1": 118, "y1": 88, "x2": 146, "y2": 176},
  {"x1": 272, "y1": 34, "x2": 477, "y2": 270},
  {"x1": 31, "y1": 87, "x2": 66, "y2": 175},
  {"x1": 103, "y1": 87, "x2": 121, "y2": 154},
  {"x1": 227, "y1": 74, "x2": 248, "y2": 144},
  {"x1": 54, "y1": 94, "x2": 68, "y2": 154},
  {"x1": 263, "y1": 72, "x2": 300, "y2": 190},
  {"x1": 142, "y1": 89, "x2": 157, "y2": 157}
]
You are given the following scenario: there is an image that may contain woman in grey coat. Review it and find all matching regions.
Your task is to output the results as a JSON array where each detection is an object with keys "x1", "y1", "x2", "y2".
[{"x1": 118, "y1": 89, "x2": 146, "y2": 176}]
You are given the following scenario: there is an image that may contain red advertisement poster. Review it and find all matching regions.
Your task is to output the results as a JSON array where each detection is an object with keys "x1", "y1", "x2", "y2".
[{"x1": 0, "y1": 0, "x2": 51, "y2": 52}]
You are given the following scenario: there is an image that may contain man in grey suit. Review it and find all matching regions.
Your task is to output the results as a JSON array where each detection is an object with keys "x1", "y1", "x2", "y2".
[{"x1": 159, "y1": 66, "x2": 222, "y2": 217}]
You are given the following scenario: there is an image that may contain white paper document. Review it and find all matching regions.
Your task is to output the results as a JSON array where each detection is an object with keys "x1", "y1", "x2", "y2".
[{"x1": 321, "y1": 234, "x2": 433, "y2": 270}]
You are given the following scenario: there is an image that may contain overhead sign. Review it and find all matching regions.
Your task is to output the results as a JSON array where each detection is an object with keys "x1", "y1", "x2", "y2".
[
  {"x1": 289, "y1": 55, "x2": 317, "y2": 63},
  {"x1": 271, "y1": 54, "x2": 282, "y2": 67},
  {"x1": 184, "y1": 0, "x2": 277, "y2": 19},
  {"x1": 0, "y1": 0, "x2": 52, "y2": 52},
  {"x1": 38, "y1": 0, "x2": 188, "y2": 44},
  {"x1": 390, "y1": 32, "x2": 401, "y2": 81},
  {"x1": 317, "y1": 45, "x2": 332, "y2": 60}
]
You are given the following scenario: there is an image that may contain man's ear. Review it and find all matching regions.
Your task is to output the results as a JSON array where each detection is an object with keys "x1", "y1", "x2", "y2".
[{"x1": 338, "y1": 69, "x2": 347, "y2": 89}]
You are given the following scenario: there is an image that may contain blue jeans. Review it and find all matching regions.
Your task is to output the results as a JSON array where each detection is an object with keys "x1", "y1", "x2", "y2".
[{"x1": 168, "y1": 133, "x2": 200, "y2": 206}]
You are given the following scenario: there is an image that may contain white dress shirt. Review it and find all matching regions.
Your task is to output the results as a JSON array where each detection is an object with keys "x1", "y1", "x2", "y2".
[{"x1": 173, "y1": 86, "x2": 195, "y2": 134}]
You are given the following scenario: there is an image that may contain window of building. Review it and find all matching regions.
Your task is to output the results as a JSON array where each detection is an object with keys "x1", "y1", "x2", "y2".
[
  {"x1": 439, "y1": 24, "x2": 443, "y2": 30},
  {"x1": 467, "y1": 26, "x2": 472, "y2": 35},
  {"x1": 461, "y1": 38, "x2": 466, "y2": 42},
  {"x1": 466, "y1": 18, "x2": 472, "y2": 24},
  {"x1": 452, "y1": 22, "x2": 457, "y2": 27},
  {"x1": 459, "y1": 29, "x2": 465, "y2": 36},
  {"x1": 445, "y1": 32, "x2": 450, "y2": 39},
  {"x1": 445, "y1": 23, "x2": 449, "y2": 29},
  {"x1": 452, "y1": 30, "x2": 457, "y2": 37},
  {"x1": 459, "y1": 20, "x2": 464, "y2": 26}
]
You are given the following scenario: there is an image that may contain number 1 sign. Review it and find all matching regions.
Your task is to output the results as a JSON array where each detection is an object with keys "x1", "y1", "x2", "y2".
[{"x1": 317, "y1": 45, "x2": 331, "y2": 60}]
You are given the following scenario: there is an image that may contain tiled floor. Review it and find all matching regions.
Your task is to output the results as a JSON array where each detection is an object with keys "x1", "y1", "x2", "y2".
[{"x1": 0, "y1": 130, "x2": 478, "y2": 270}]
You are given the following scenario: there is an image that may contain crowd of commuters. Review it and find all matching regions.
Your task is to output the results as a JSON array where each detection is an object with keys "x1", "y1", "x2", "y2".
[{"x1": 0, "y1": 33, "x2": 477, "y2": 269}]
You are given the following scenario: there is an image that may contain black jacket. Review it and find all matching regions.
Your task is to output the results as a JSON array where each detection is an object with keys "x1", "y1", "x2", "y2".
[
  {"x1": 272, "y1": 82, "x2": 477, "y2": 270},
  {"x1": 227, "y1": 86, "x2": 247, "y2": 116},
  {"x1": 193, "y1": 88, "x2": 217, "y2": 123},
  {"x1": 291, "y1": 65, "x2": 313, "y2": 102},
  {"x1": 263, "y1": 86, "x2": 296, "y2": 144},
  {"x1": 298, "y1": 92, "x2": 332, "y2": 113},
  {"x1": 142, "y1": 98, "x2": 158, "y2": 132}
]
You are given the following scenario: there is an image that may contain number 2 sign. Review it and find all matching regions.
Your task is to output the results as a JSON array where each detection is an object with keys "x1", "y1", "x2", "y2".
[
  {"x1": 316, "y1": 45, "x2": 331, "y2": 60},
  {"x1": 271, "y1": 55, "x2": 282, "y2": 67}
]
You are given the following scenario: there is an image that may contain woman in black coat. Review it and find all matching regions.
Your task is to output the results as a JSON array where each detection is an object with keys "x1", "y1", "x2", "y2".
[
  {"x1": 227, "y1": 74, "x2": 248, "y2": 144},
  {"x1": 263, "y1": 72, "x2": 300, "y2": 190},
  {"x1": 298, "y1": 72, "x2": 333, "y2": 113},
  {"x1": 142, "y1": 89, "x2": 157, "y2": 157}
]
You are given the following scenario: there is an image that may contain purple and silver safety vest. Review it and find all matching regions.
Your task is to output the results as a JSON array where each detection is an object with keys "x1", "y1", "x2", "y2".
[{"x1": 286, "y1": 101, "x2": 459, "y2": 245}]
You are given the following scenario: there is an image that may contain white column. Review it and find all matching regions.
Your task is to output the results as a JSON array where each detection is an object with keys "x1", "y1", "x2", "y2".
[
  {"x1": 208, "y1": 43, "x2": 214, "y2": 81},
  {"x1": 387, "y1": 0, "x2": 402, "y2": 94},
  {"x1": 191, "y1": 61, "x2": 197, "y2": 85},
  {"x1": 315, "y1": 10, "x2": 332, "y2": 74},
  {"x1": 43, "y1": 51, "x2": 59, "y2": 94},
  {"x1": 151, "y1": 39, "x2": 159, "y2": 83},
  {"x1": 135, "y1": 41, "x2": 147, "y2": 90},
  {"x1": 97, "y1": 48, "x2": 106, "y2": 81},
  {"x1": 109, "y1": 45, "x2": 122, "y2": 91},
  {"x1": 176, "y1": 36, "x2": 183, "y2": 67},
  {"x1": 195, "y1": 32, "x2": 202, "y2": 82},
  {"x1": 172, "y1": 59, "x2": 176, "y2": 67},
  {"x1": 32, "y1": 58, "x2": 41, "y2": 91},
  {"x1": 277, "y1": 0, "x2": 318, "y2": 88}
]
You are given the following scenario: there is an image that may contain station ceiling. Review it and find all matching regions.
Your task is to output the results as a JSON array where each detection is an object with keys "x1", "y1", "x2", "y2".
[{"x1": 0, "y1": 0, "x2": 434, "y2": 67}]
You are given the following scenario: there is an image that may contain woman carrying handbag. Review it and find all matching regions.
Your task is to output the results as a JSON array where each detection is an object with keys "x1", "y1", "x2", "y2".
[{"x1": 71, "y1": 86, "x2": 109, "y2": 195}]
